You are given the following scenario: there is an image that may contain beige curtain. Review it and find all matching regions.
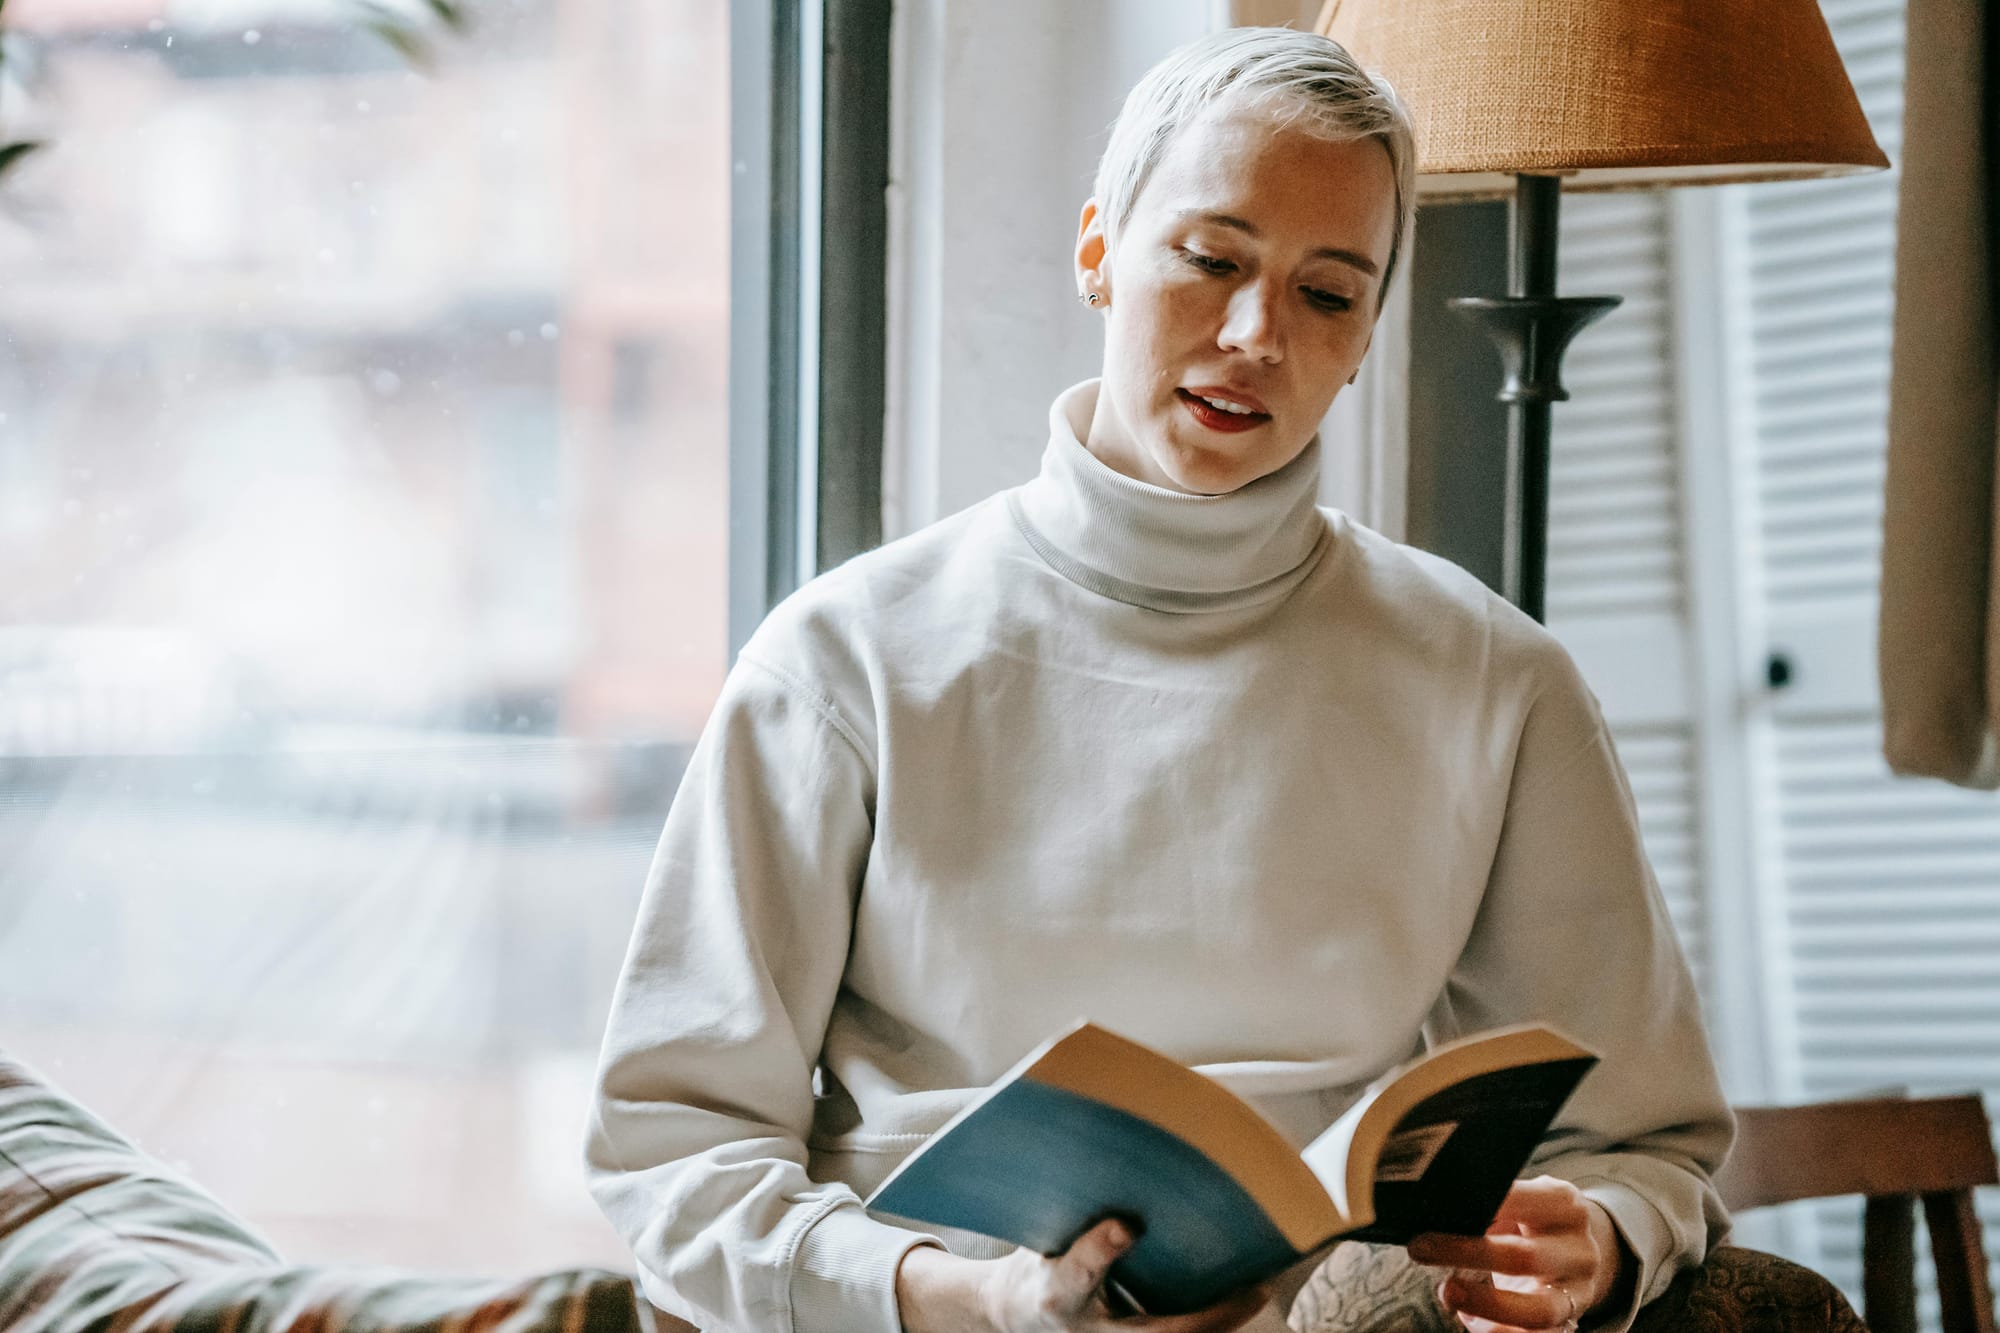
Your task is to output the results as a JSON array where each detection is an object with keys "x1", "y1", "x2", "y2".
[{"x1": 1880, "y1": 0, "x2": 2000, "y2": 786}]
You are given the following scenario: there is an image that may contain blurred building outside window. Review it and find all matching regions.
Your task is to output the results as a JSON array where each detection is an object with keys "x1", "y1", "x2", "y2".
[{"x1": 0, "y1": 0, "x2": 730, "y2": 1274}]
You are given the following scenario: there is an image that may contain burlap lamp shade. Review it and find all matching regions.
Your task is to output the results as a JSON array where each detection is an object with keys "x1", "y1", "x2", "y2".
[
  {"x1": 1301, "y1": 0, "x2": 1889, "y2": 622},
  {"x1": 1315, "y1": 0, "x2": 1889, "y2": 196}
]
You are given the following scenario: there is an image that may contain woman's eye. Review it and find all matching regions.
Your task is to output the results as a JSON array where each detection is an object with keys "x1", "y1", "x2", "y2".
[
  {"x1": 1182, "y1": 250, "x2": 1236, "y2": 275},
  {"x1": 1304, "y1": 288, "x2": 1354, "y2": 313}
]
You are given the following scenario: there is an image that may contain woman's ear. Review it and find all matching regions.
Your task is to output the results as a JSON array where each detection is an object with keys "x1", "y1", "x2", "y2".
[{"x1": 1075, "y1": 199, "x2": 1110, "y2": 305}]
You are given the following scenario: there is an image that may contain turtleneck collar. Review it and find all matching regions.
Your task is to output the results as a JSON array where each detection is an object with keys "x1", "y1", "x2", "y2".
[{"x1": 1007, "y1": 380, "x2": 1331, "y2": 613}]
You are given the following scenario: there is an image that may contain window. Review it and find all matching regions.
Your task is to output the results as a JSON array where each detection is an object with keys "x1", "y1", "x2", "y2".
[{"x1": 0, "y1": 0, "x2": 734, "y2": 1272}]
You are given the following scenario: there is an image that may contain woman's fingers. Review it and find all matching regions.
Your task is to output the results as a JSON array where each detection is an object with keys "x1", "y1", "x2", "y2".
[
  {"x1": 1410, "y1": 1178, "x2": 1612, "y2": 1333},
  {"x1": 1408, "y1": 1176, "x2": 1597, "y2": 1282},
  {"x1": 1490, "y1": 1177, "x2": 1589, "y2": 1230},
  {"x1": 1407, "y1": 1231, "x2": 1558, "y2": 1276},
  {"x1": 1437, "y1": 1274, "x2": 1577, "y2": 1332},
  {"x1": 1032, "y1": 1220, "x2": 1271, "y2": 1331},
  {"x1": 1402, "y1": 1182, "x2": 1631, "y2": 1333},
  {"x1": 1051, "y1": 1217, "x2": 1137, "y2": 1306},
  {"x1": 1449, "y1": 1312, "x2": 1562, "y2": 1333},
  {"x1": 1408, "y1": 1230, "x2": 1595, "y2": 1286}
]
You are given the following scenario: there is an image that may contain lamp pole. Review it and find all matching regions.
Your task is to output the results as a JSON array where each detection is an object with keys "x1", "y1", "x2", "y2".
[{"x1": 1449, "y1": 174, "x2": 1621, "y2": 623}]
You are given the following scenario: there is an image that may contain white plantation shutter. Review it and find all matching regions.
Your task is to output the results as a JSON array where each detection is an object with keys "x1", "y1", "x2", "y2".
[
  {"x1": 1549, "y1": 192, "x2": 1686, "y2": 624},
  {"x1": 1544, "y1": 190, "x2": 1711, "y2": 1005},
  {"x1": 1745, "y1": 7, "x2": 1901, "y2": 628},
  {"x1": 1775, "y1": 718, "x2": 2000, "y2": 1101}
]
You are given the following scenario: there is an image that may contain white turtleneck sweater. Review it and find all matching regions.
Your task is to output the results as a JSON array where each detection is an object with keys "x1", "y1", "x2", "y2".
[{"x1": 586, "y1": 382, "x2": 1732, "y2": 1333}]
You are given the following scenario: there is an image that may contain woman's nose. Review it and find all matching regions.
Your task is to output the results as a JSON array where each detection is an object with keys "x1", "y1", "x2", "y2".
[{"x1": 1219, "y1": 283, "x2": 1284, "y2": 362}]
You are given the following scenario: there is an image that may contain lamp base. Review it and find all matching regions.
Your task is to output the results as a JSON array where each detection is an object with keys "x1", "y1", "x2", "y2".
[
  {"x1": 1442, "y1": 175, "x2": 1625, "y2": 623},
  {"x1": 1447, "y1": 295, "x2": 1621, "y2": 404}
]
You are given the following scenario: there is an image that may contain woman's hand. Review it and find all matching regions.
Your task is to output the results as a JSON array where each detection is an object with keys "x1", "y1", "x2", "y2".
[
  {"x1": 1404, "y1": 1177, "x2": 1634, "y2": 1333},
  {"x1": 895, "y1": 1218, "x2": 1271, "y2": 1333}
]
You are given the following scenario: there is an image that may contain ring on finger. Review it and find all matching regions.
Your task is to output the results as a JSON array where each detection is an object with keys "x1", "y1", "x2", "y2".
[{"x1": 1551, "y1": 1282, "x2": 1579, "y2": 1333}]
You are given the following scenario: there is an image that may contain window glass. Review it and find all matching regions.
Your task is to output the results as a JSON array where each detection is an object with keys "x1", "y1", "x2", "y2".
[{"x1": 0, "y1": 0, "x2": 729, "y2": 1273}]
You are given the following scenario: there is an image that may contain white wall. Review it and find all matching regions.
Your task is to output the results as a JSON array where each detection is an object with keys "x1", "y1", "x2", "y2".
[{"x1": 882, "y1": 0, "x2": 1214, "y2": 538}]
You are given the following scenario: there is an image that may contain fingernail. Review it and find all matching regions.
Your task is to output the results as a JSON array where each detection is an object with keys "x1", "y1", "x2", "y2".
[{"x1": 1106, "y1": 1221, "x2": 1131, "y2": 1249}]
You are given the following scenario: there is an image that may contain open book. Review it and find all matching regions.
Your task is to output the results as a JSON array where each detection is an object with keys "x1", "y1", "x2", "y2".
[{"x1": 866, "y1": 1021, "x2": 1597, "y2": 1316}]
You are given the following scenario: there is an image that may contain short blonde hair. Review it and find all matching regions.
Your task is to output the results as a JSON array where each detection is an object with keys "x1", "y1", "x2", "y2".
[{"x1": 1094, "y1": 27, "x2": 1416, "y2": 306}]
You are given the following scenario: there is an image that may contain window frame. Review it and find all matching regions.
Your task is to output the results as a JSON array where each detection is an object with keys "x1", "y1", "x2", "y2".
[{"x1": 729, "y1": 0, "x2": 891, "y2": 658}]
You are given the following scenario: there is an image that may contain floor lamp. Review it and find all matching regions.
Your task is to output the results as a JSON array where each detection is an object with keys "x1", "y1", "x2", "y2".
[{"x1": 1316, "y1": 1, "x2": 1889, "y2": 623}]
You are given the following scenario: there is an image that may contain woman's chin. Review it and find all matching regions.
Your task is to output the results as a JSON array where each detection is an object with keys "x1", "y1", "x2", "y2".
[
  {"x1": 1156, "y1": 455, "x2": 1256, "y2": 496},
  {"x1": 1152, "y1": 440, "x2": 1289, "y2": 496}
]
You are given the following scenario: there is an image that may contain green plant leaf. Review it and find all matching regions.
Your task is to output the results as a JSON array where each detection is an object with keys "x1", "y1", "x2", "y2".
[
  {"x1": 363, "y1": 18, "x2": 436, "y2": 69},
  {"x1": 352, "y1": 0, "x2": 470, "y2": 68},
  {"x1": 424, "y1": 0, "x2": 470, "y2": 33},
  {"x1": 0, "y1": 139, "x2": 44, "y2": 177}
]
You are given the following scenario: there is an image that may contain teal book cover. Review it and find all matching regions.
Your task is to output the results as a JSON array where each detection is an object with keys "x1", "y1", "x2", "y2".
[{"x1": 867, "y1": 1021, "x2": 1597, "y2": 1316}]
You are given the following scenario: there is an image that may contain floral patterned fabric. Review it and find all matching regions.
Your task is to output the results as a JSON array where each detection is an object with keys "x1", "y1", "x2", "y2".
[
  {"x1": 1288, "y1": 1241, "x2": 1868, "y2": 1333},
  {"x1": 0, "y1": 1052, "x2": 647, "y2": 1333}
]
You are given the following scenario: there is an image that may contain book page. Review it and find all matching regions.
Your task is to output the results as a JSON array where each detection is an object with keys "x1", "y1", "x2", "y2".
[
  {"x1": 1298, "y1": 1025, "x2": 1596, "y2": 1239},
  {"x1": 1298, "y1": 1092, "x2": 1368, "y2": 1222}
]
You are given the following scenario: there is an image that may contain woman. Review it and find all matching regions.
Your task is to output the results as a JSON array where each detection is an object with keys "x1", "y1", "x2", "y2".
[{"x1": 586, "y1": 27, "x2": 1730, "y2": 1333}]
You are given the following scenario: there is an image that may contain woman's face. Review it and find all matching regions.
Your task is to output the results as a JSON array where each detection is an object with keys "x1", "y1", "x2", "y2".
[{"x1": 1076, "y1": 107, "x2": 1397, "y2": 496}]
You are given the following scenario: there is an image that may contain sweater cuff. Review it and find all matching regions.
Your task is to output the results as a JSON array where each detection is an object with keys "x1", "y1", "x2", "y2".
[
  {"x1": 1576, "y1": 1180, "x2": 1675, "y2": 1333},
  {"x1": 790, "y1": 1203, "x2": 942, "y2": 1333}
]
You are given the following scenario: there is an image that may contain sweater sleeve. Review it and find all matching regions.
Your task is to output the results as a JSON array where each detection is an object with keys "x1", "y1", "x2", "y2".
[
  {"x1": 584, "y1": 652, "x2": 939, "y2": 1333},
  {"x1": 1431, "y1": 647, "x2": 1734, "y2": 1333}
]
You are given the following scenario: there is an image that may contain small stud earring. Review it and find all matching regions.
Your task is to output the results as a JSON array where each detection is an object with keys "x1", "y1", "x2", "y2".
[{"x1": 1080, "y1": 292, "x2": 1100, "y2": 306}]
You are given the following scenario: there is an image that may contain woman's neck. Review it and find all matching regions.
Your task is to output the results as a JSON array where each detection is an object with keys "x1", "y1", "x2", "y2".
[{"x1": 1008, "y1": 380, "x2": 1330, "y2": 614}]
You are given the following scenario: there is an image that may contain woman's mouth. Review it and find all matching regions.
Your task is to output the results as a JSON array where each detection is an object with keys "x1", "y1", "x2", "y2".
[{"x1": 1176, "y1": 387, "x2": 1271, "y2": 434}]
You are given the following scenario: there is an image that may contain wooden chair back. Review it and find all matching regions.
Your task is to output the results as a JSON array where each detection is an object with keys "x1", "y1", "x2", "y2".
[{"x1": 1714, "y1": 1094, "x2": 1998, "y2": 1333}]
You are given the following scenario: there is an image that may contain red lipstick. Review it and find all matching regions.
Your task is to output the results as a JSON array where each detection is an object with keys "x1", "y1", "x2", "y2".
[{"x1": 1176, "y1": 387, "x2": 1271, "y2": 434}]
